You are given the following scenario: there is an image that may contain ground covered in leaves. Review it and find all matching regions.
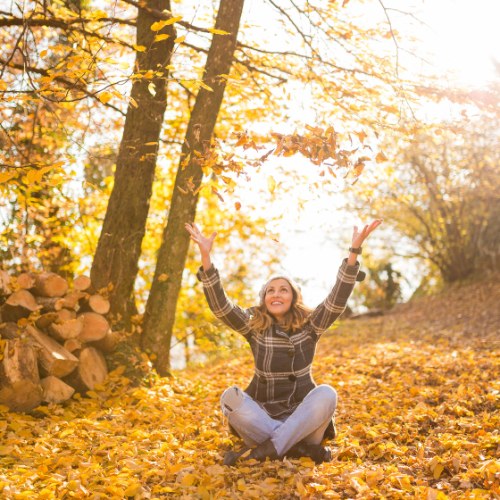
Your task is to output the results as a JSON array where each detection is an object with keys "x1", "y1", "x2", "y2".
[{"x1": 1, "y1": 276, "x2": 499, "y2": 499}]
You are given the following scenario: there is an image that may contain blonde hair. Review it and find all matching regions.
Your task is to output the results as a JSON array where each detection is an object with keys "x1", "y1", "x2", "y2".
[{"x1": 248, "y1": 277, "x2": 312, "y2": 334}]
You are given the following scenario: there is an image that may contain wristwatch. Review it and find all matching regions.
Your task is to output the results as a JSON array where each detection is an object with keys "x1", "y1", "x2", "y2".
[{"x1": 349, "y1": 246, "x2": 362, "y2": 255}]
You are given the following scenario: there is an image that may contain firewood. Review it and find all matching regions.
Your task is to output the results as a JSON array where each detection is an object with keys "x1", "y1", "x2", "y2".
[
  {"x1": 6, "y1": 289, "x2": 39, "y2": 310},
  {"x1": 57, "y1": 309, "x2": 77, "y2": 322},
  {"x1": 78, "y1": 312, "x2": 110, "y2": 342},
  {"x1": 25, "y1": 325, "x2": 79, "y2": 378},
  {"x1": 90, "y1": 330, "x2": 121, "y2": 353},
  {"x1": 58, "y1": 290, "x2": 88, "y2": 311},
  {"x1": 64, "y1": 347, "x2": 107, "y2": 393},
  {"x1": 1, "y1": 289, "x2": 40, "y2": 322},
  {"x1": 0, "y1": 322, "x2": 24, "y2": 340},
  {"x1": 40, "y1": 376, "x2": 75, "y2": 404},
  {"x1": 33, "y1": 272, "x2": 69, "y2": 298},
  {"x1": 63, "y1": 338, "x2": 82, "y2": 353},
  {"x1": 36, "y1": 296, "x2": 65, "y2": 312},
  {"x1": 17, "y1": 272, "x2": 36, "y2": 290},
  {"x1": 48, "y1": 317, "x2": 84, "y2": 341},
  {"x1": 35, "y1": 312, "x2": 60, "y2": 330},
  {"x1": 0, "y1": 339, "x2": 43, "y2": 411},
  {"x1": 0, "y1": 270, "x2": 12, "y2": 296},
  {"x1": 86, "y1": 294, "x2": 111, "y2": 315},
  {"x1": 73, "y1": 275, "x2": 92, "y2": 292}
]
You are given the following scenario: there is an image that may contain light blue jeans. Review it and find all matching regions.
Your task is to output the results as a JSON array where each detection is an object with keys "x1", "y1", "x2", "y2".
[{"x1": 220, "y1": 384, "x2": 337, "y2": 456}]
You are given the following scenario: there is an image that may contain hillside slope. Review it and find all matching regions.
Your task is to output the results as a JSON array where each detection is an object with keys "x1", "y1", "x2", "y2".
[{"x1": 1, "y1": 277, "x2": 499, "y2": 499}]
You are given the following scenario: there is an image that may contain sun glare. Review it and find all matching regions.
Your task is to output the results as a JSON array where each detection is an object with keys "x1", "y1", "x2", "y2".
[{"x1": 415, "y1": 0, "x2": 499, "y2": 87}]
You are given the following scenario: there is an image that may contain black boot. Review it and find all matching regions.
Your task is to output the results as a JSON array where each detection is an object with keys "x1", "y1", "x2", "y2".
[
  {"x1": 285, "y1": 443, "x2": 332, "y2": 464},
  {"x1": 223, "y1": 445, "x2": 251, "y2": 466},
  {"x1": 247, "y1": 438, "x2": 279, "y2": 462},
  {"x1": 223, "y1": 439, "x2": 278, "y2": 466}
]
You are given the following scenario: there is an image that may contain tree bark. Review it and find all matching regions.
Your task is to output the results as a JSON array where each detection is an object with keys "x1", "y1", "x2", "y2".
[
  {"x1": 141, "y1": 0, "x2": 245, "y2": 375},
  {"x1": 90, "y1": 0, "x2": 176, "y2": 327}
]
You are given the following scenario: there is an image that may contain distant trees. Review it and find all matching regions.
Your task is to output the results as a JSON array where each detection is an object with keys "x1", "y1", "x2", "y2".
[{"x1": 360, "y1": 116, "x2": 500, "y2": 285}]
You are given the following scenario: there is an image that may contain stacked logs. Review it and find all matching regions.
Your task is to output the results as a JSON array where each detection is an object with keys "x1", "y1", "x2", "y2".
[{"x1": 0, "y1": 270, "x2": 120, "y2": 412}]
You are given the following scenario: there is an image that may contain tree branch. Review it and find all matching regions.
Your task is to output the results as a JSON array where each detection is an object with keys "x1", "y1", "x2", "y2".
[{"x1": 0, "y1": 59, "x2": 126, "y2": 115}]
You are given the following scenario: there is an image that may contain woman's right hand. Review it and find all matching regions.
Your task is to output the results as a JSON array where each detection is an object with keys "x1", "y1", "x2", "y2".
[{"x1": 185, "y1": 223, "x2": 217, "y2": 257}]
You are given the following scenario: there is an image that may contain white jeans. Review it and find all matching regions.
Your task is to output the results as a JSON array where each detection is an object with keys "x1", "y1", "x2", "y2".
[{"x1": 220, "y1": 384, "x2": 337, "y2": 456}]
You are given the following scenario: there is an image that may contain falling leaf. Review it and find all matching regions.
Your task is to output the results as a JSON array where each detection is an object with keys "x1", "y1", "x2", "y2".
[{"x1": 267, "y1": 176, "x2": 276, "y2": 194}]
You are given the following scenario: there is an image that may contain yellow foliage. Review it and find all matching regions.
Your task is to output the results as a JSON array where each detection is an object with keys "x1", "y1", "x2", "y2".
[{"x1": 0, "y1": 277, "x2": 498, "y2": 498}]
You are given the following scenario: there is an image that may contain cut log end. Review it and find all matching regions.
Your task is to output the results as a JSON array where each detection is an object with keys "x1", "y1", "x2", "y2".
[
  {"x1": 40, "y1": 376, "x2": 75, "y2": 404},
  {"x1": 73, "y1": 275, "x2": 92, "y2": 292},
  {"x1": 34, "y1": 272, "x2": 69, "y2": 298}
]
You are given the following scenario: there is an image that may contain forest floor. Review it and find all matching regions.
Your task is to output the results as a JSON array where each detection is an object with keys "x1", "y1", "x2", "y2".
[{"x1": 1, "y1": 275, "x2": 499, "y2": 499}]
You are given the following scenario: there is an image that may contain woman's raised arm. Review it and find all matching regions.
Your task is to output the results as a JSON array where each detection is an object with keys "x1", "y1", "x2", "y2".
[
  {"x1": 347, "y1": 219, "x2": 383, "y2": 266},
  {"x1": 185, "y1": 222, "x2": 217, "y2": 271}
]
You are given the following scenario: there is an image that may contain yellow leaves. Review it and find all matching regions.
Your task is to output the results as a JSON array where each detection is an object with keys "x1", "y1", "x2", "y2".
[
  {"x1": 148, "y1": 82, "x2": 157, "y2": 96},
  {"x1": 429, "y1": 456, "x2": 445, "y2": 479},
  {"x1": 98, "y1": 91, "x2": 113, "y2": 104},
  {"x1": 123, "y1": 482, "x2": 142, "y2": 496},
  {"x1": 180, "y1": 473, "x2": 197, "y2": 487},
  {"x1": 1, "y1": 278, "x2": 498, "y2": 498},
  {"x1": 133, "y1": 44, "x2": 147, "y2": 52},
  {"x1": 199, "y1": 81, "x2": 214, "y2": 92},
  {"x1": 0, "y1": 170, "x2": 18, "y2": 184},
  {"x1": 267, "y1": 175, "x2": 277, "y2": 194},
  {"x1": 150, "y1": 16, "x2": 183, "y2": 31},
  {"x1": 154, "y1": 33, "x2": 170, "y2": 42},
  {"x1": 0, "y1": 445, "x2": 14, "y2": 456},
  {"x1": 208, "y1": 28, "x2": 231, "y2": 35}
]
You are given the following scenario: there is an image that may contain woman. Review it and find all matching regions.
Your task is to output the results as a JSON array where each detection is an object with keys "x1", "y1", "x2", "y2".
[{"x1": 185, "y1": 220, "x2": 382, "y2": 466}]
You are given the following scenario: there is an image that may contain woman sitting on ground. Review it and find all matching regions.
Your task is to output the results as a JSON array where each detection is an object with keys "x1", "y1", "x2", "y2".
[{"x1": 185, "y1": 219, "x2": 382, "y2": 465}]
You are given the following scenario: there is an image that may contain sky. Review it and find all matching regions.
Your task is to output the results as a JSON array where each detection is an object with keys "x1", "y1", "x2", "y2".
[{"x1": 414, "y1": 0, "x2": 499, "y2": 87}]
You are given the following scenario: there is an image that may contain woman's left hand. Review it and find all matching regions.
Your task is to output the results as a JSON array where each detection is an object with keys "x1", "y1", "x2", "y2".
[{"x1": 352, "y1": 219, "x2": 383, "y2": 248}]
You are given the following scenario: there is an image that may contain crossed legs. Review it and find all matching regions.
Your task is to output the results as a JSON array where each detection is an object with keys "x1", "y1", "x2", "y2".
[{"x1": 220, "y1": 384, "x2": 337, "y2": 458}]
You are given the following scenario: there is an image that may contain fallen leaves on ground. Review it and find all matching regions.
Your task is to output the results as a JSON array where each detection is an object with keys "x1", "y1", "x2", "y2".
[{"x1": 0, "y1": 276, "x2": 499, "y2": 499}]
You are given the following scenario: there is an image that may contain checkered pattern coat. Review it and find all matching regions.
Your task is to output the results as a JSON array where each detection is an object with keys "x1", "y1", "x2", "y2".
[{"x1": 197, "y1": 259, "x2": 361, "y2": 438}]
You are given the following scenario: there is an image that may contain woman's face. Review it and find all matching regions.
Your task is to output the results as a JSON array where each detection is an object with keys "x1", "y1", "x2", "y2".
[{"x1": 264, "y1": 278, "x2": 293, "y2": 320}]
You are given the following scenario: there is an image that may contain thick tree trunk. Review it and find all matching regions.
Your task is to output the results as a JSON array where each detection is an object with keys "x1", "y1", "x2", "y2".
[
  {"x1": 142, "y1": 0, "x2": 245, "y2": 376},
  {"x1": 90, "y1": 0, "x2": 176, "y2": 327}
]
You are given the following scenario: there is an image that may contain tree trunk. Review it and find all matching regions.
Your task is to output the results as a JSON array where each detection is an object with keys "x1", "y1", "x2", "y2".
[
  {"x1": 142, "y1": 0, "x2": 245, "y2": 376},
  {"x1": 90, "y1": 0, "x2": 176, "y2": 327}
]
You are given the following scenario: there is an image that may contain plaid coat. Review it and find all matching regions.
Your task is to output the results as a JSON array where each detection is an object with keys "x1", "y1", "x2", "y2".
[{"x1": 197, "y1": 259, "x2": 361, "y2": 439}]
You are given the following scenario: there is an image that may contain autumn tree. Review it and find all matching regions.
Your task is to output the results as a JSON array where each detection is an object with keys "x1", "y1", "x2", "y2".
[
  {"x1": 90, "y1": 1, "x2": 177, "y2": 324},
  {"x1": 355, "y1": 117, "x2": 500, "y2": 284},
  {"x1": 140, "y1": 0, "x2": 245, "y2": 375}
]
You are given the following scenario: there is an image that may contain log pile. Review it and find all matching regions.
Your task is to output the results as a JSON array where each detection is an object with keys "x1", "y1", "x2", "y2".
[{"x1": 0, "y1": 270, "x2": 120, "y2": 412}]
